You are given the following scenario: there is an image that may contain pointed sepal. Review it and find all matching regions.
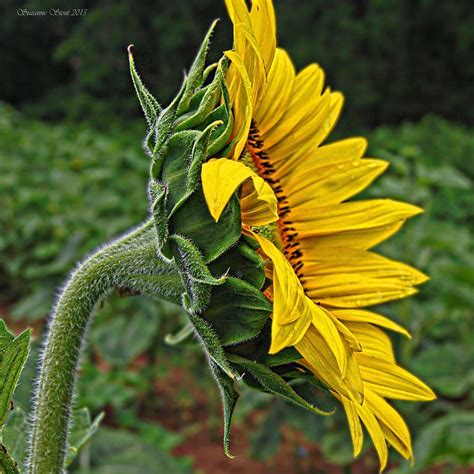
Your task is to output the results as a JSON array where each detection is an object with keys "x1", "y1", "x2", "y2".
[
  {"x1": 208, "y1": 360, "x2": 239, "y2": 458},
  {"x1": 148, "y1": 180, "x2": 171, "y2": 261},
  {"x1": 226, "y1": 354, "x2": 333, "y2": 416},
  {"x1": 185, "y1": 308, "x2": 236, "y2": 380},
  {"x1": 170, "y1": 234, "x2": 226, "y2": 313},
  {"x1": 203, "y1": 277, "x2": 271, "y2": 346},
  {"x1": 128, "y1": 45, "x2": 161, "y2": 154},
  {"x1": 177, "y1": 20, "x2": 219, "y2": 116}
]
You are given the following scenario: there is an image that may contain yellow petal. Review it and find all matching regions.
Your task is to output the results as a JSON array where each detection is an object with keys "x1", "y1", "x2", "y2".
[
  {"x1": 262, "y1": 64, "x2": 326, "y2": 149},
  {"x1": 251, "y1": 232, "x2": 348, "y2": 375},
  {"x1": 249, "y1": 0, "x2": 276, "y2": 71},
  {"x1": 338, "y1": 392, "x2": 392, "y2": 470},
  {"x1": 344, "y1": 322, "x2": 395, "y2": 362},
  {"x1": 201, "y1": 158, "x2": 277, "y2": 223},
  {"x1": 266, "y1": 90, "x2": 343, "y2": 162},
  {"x1": 240, "y1": 179, "x2": 279, "y2": 226},
  {"x1": 253, "y1": 48, "x2": 295, "y2": 134},
  {"x1": 332, "y1": 309, "x2": 411, "y2": 339},
  {"x1": 280, "y1": 159, "x2": 389, "y2": 209},
  {"x1": 297, "y1": 325, "x2": 364, "y2": 403},
  {"x1": 301, "y1": 249, "x2": 428, "y2": 308},
  {"x1": 294, "y1": 199, "x2": 423, "y2": 268},
  {"x1": 298, "y1": 221, "x2": 405, "y2": 253},
  {"x1": 293, "y1": 64, "x2": 325, "y2": 103},
  {"x1": 224, "y1": 50, "x2": 253, "y2": 160},
  {"x1": 325, "y1": 310, "x2": 362, "y2": 353},
  {"x1": 353, "y1": 400, "x2": 388, "y2": 471},
  {"x1": 340, "y1": 396, "x2": 364, "y2": 456},
  {"x1": 356, "y1": 354, "x2": 436, "y2": 401},
  {"x1": 272, "y1": 137, "x2": 367, "y2": 177},
  {"x1": 365, "y1": 390, "x2": 413, "y2": 460},
  {"x1": 270, "y1": 309, "x2": 312, "y2": 352},
  {"x1": 289, "y1": 199, "x2": 424, "y2": 237},
  {"x1": 269, "y1": 87, "x2": 332, "y2": 152},
  {"x1": 233, "y1": 22, "x2": 266, "y2": 106},
  {"x1": 252, "y1": 232, "x2": 307, "y2": 326},
  {"x1": 225, "y1": 0, "x2": 252, "y2": 28},
  {"x1": 310, "y1": 304, "x2": 349, "y2": 376}
]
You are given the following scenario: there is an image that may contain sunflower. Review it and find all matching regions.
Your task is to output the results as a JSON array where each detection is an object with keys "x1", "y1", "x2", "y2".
[{"x1": 201, "y1": 0, "x2": 435, "y2": 469}]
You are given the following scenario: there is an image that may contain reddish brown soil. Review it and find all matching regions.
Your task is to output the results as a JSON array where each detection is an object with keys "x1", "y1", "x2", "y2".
[{"x1": 151, "y1": 367, "x2": 382, "y2": 474}]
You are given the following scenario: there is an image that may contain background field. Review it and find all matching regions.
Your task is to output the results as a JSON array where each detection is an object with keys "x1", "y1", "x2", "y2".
[{"x1": 1, "y1": 0, "x2": 473, "y2": 472}]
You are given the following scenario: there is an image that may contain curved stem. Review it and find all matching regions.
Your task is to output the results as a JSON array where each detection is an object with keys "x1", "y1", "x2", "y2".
[{"x1": 27, "y1": 220, "x2": 183, "y2": 473}]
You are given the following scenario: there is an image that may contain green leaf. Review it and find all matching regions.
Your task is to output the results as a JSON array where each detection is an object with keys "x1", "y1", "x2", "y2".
[
  {"x1": 227, "y1": 321, "x2": 301, "y2": 367},
  {"x1": 207, "y1": 59, "x2": 234, "y2": 156},
  {"x1": 276, "y1": 368, "x2": 329, "y2": 392},
  {"x1": 1, "y1": 407, "x2": 27, "y2": 467},
  {"x1": 177, "y1": 57, "x2": 233, "y2": 158},
  {"x1": 259, "y1": 347, "x2": 302, "y2": 367},
  {"x1": 401, "y1": 412, "x2": 474, "y2": 472},
  {"x1": 0, "y1": 446, "x2": 19, "y2": 474},
  {"x1": 65, "y1": 408, "x2": 104, "y2": 467},
  {"x1": 208, "y1": 360, "x2": 239, "y2": 459},
  {"x1": 0, "y1": 322, "x2": 14, "y2": 353},
  {"x1": 320, "y1": 431, "x2": 356, "y2": 466},
  {"x1": 164, "y1": 321, "x2": 194, "y2": 346},
  {"x1": 417, "y1": 163, "x2": 471, "y2": 189},
  {"x1": 0, "y1": 328, "x2": 30, "y2": 425},
  {"x1": 165, "y1": 119, "x2": 225, "y2": 218},
  {"x1": 204, "y1": 277, "x2": 271, "y2": 346},
  {"x1": 227, "y1": 354, "x2": 332, "y2": 416},
  {"x1": 128, "y1": 46, "x2": 161, "y2": 126},
  {"x1": 170, "y1": 230, "x2": 225, "y2": 283}
]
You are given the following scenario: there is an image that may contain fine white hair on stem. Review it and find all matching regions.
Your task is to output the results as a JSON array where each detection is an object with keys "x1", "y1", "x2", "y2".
[{"x1": 26, "y1": 218, "x2": 183, "y2": 473}]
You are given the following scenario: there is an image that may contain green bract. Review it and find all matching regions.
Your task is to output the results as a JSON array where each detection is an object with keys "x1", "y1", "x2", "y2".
[{"x1": 129, "y1": 23, "x2": 333, "y2": 457}]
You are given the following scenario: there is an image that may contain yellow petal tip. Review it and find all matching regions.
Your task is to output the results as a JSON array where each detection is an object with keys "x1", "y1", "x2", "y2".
[{"x1": 210, "y1": 207, "x2": 222, "y2": 223}]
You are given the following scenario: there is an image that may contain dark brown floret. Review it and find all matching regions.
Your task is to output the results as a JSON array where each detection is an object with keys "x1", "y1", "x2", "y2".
[{"x1": 247, "y1": 120, "x2": 304, "y2": 278}]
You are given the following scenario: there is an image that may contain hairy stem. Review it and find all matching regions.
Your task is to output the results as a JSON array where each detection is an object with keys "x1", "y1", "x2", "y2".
[{"x1": 27, "y1": 220, "x2": 183, "y2": 473}]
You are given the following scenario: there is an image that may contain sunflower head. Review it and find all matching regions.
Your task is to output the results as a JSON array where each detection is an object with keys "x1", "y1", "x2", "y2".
[
  {"x1": 130, "y1": 1, "x2": 435, "y2": 468},
  {"x1": 128, "y1": 18, "x2": 334, "y2": 457}
]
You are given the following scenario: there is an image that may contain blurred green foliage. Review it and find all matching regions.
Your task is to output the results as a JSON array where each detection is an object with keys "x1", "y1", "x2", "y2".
[
  {"x1": 1, "y1": 102, "x2": 472, "y2": 471},
  {"x1": 1, "y1": 0, "x2": 473, "y2": 131},
  {"x1": 0, "y1": 104, "x2": 148, "y2": 316}
]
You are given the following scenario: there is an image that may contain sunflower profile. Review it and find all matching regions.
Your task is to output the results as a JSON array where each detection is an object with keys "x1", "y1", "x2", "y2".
[{"x1": 202, "y1": 0, "x2": 435, "y2": 469}]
